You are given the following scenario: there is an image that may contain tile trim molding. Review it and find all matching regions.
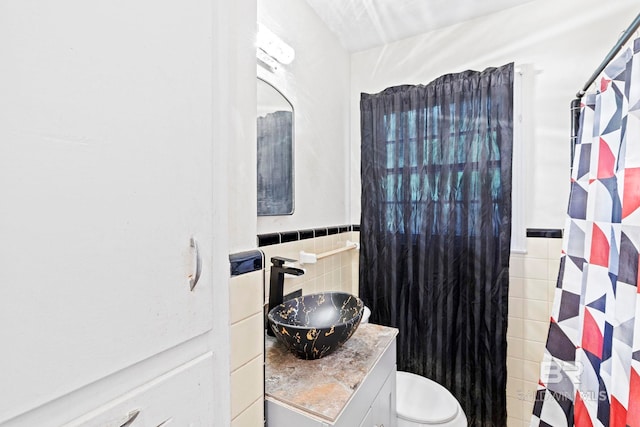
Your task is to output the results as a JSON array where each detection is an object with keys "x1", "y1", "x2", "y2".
[
  {"x1": 257, "y1": 224, "x2": 360, "y2": 247},
  {"x1": 229, "y1": 250, "x2": 264, "y2": 277},
  {"x1": 231, "y1": 225, "x2": 361, "y2": 275},
  {"x1": 526, "y1": 228, "x2": 563, "y2": 239}
]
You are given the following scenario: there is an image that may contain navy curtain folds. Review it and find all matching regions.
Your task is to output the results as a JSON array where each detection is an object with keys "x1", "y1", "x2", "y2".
[{"x1": 359, "y1": 63, "x2": 514, "y2": 427}]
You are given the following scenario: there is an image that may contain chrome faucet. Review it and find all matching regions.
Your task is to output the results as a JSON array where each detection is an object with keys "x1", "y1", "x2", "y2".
[{"x1": 266, "y1": 256, "x2": 305, "y2": 336}]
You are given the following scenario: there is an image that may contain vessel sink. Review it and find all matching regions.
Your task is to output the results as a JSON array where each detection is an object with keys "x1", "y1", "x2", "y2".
[{"x1": 267, "y1": 292, "x2": 364, "y2": 360}]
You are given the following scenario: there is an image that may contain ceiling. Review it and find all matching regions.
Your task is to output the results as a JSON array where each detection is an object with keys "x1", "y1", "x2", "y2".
[{"x1": 302, "y1": 0, "x2": 537, "y2": 52}]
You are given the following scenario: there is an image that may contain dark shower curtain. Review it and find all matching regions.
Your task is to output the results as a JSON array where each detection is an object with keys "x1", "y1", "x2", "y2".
[{"x1": 359, "y1": 63, "x2": 513, "y2": 427}]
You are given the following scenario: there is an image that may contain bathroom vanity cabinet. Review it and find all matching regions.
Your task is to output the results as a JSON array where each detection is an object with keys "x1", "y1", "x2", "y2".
[
  {"x1": 358, "y1": 370, "x2": 396, "y2": 427},
  {"x1": 265, "y1": 323, "x2": 398, "y2": 427}
]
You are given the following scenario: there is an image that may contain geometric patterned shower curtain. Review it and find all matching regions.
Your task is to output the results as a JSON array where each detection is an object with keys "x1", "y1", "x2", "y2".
[{"x1": 531, "y1": 38, "x2": 640, "y2": 426}]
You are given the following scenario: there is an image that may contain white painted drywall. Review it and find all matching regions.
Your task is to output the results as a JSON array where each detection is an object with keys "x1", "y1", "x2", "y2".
[
  {"x1": 226, "y1": 0, "x2": 261, "y2": 253},
  {"x1": 256, "y1": 0, "x2": 351, "y2": 235},
  {"x1": 215, "y1": 0, "x2": 256, "y2": 424},
  {"x1": 349, "y1": 0, "x2": 639, "y2": 229}
]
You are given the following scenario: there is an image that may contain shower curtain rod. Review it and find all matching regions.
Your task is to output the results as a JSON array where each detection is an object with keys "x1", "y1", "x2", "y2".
[{"x1": 576, "y1": 12, "x2": 640, "y2": 98}]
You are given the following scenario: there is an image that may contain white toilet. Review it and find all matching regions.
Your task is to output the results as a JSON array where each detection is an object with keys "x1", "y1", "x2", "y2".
[
  {"x1": 360, "y1": 307, "x2": 467, "y2": 427},
  {"x1": 396, "y1": 371, "x2": 467, "y2": 427}
]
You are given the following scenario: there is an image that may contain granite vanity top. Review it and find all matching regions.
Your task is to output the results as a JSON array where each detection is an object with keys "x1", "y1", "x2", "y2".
[{"x1": 265, "y1": 322, "x2": 398, "y2": 423}]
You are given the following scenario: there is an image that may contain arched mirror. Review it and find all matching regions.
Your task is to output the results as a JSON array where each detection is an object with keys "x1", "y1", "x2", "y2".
[{"x1": 257, "y1": 78, "x2": 294, "y2": 216}]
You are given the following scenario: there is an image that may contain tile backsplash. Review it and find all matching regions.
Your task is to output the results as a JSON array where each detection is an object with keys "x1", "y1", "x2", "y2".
[
  {"x1": 507, "y1": 235, "x2": 562, "y2": 427},
  {"x1": 228, "y1": 268, "x2": 264, "y2": 427},
  {"x1": 257, "y1": 225, "x2": 359, "y2": 247},
  {"x1": 228, "y1": 226, "x2": 556, "y2": 427},
  {"x1": 260, "y1": 230, "x2": 360, "y2": 302},
  {"x1": 228, "y1": 225, "x2": 361, "y2": 426}
]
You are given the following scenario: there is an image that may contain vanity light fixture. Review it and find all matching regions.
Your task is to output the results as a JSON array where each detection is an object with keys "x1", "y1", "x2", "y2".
[{"x1": 257, "y1": 23, "x2": 295, "y2": 66}]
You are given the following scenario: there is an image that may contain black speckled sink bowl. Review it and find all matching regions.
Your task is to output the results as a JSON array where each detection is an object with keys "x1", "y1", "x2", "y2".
[{"x1": 267, "y1": 292, "x2": 364, "y2": 360}]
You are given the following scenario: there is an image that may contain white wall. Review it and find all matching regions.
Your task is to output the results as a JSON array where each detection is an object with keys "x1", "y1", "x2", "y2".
[
  {"x1": 256, "y1": 0, "x2": 351, "y2": 235},
  {"x1": 350, "y1": 0, "x2": 639, "y2": 229},
  {"x1": 216, "y1": 0, "x2": 256, "y2": 424},
  {"x1": 507, "y1": 238, "x2": 562, "y2": 427},
  {"x1": 226, "y1": 0, "x2": 260, "y2": 253}
]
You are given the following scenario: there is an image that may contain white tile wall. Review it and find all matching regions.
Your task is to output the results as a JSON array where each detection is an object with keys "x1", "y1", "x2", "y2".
[
  {"x1": 230, "y1": 269, "x2": 265, "y2": 325},
  {"x1": 230, "y1": 313, "x2": 264, "y2": 371},
  {"x1": 507, "y1": 237, "x2": 562, "y2": 427},
  {"x1": 230, "y1": 355, "x2": 263, "y2": 419},
  {"x1": 229, "y1": 269, "x2": 264, "y2": 425},
  {"x1": 227, "y1": 231, "x2": 361, "y2": 426},
  {"x1": 231, "y1": 398, "x2": 263, "y2": 427},
  {"x1": 227, "y1": 233, "x2": 558, "y2": 427},
  {"x1": 228, "y1": 233, "x2": 558, "y2": 427},
  {"x1": 260, "y1": 231, "x2": 359, "y2": 304}
]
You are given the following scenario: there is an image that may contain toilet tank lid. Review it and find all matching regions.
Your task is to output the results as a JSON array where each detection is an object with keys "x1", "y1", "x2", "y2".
[{"x1": 396, "y1": 371, "x2": 460, "y2": 424}]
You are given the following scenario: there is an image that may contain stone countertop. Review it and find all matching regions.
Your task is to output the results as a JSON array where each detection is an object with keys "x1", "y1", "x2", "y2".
[{"x1": 265, "y1": 322, "x2": 398, "y2": 423}]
